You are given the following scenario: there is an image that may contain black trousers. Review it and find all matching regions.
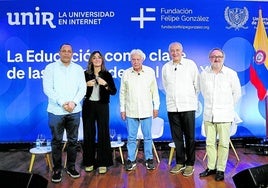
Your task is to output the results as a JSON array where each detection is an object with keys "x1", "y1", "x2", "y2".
[
  {"x1": 82, "y1": 100, "x2": 113, "y2": 167},
  {"x1": 168, "y1": 111, "x2": 196, "y2": 166}
]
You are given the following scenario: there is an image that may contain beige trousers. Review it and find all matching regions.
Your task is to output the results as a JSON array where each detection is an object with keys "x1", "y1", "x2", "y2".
[{"x1": 204, "y1": 121, "x2": 231, "y2": 172}]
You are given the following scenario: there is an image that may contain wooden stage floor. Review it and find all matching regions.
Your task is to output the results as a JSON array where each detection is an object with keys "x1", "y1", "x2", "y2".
[{"x1": 0, "y1": 143, "x2": 267, "y2": 188}]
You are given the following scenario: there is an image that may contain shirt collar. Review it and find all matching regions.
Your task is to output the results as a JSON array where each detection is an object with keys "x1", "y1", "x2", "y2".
[
  {"x1": 58, "y1": 60, "x2": 73, "y2": 67},
  {"x1": 131, "y1": 67, "x2": 145, "y2": 74},
  {"x1": 208, "y1": 65, "x2": 226, "y2": 74},
  {"x1": 171, "y1": 57, "x2": 184, "y2": 66}
]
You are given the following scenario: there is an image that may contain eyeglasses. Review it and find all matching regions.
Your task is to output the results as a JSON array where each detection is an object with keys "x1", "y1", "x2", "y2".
[{"x1": 209, "y1": 55, "x2": 224, "y2": 59}]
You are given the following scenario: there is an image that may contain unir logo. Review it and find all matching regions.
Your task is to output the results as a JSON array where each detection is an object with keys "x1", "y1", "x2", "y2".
[{"x1": 6, "y1": 6, "x2": 56, "y2": 29}]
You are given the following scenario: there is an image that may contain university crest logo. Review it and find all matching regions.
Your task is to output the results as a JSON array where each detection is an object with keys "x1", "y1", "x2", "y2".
[{"x1": 225, "y1": 7, "x2": 248, "y2": 30}]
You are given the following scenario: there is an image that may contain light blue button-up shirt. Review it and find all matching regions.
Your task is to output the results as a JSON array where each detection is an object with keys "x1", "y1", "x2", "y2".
[{"x1": 43, "y1": 60, "x2": 87, "y2": 115}]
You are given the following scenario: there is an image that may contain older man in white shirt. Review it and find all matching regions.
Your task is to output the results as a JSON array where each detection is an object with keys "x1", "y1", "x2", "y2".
[
  {"x1": 199, "y1": 48, "x2": 241, "y2": 181},
  {"x1": 120, "y1": 49, "x2": 160, "y2": 171},
  {"x1": 162, "y1": 42, "x2": 199, "y2": 177}
]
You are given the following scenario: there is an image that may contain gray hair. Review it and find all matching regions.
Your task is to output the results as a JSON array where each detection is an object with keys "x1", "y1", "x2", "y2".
[
  {"x1": 130, "y1": 49, "x2": 146, "y2": 60},
  {"x1": 168, "y1": 42, "x2": 183, "y2": 52},
  {"x1": 209, "y1": 48, "x2": 225, "y2": 57}
]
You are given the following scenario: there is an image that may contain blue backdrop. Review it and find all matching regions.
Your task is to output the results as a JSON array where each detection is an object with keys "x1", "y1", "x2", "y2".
[{"x1": 0, "y1": 0, "x2": 267, "y2": 143}]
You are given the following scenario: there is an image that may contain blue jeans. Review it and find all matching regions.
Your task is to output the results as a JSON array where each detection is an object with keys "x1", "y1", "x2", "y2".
[
  {"x1": 48, "y1": 112, "x2": 80, "y2": 171},
  {"x1": 126, "y1": 117, "x2": 153, "y2": 161}
]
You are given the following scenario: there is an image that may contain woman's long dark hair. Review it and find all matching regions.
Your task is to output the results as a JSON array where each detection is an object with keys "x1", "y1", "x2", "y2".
[{"x1": 86, "y1": 51, "x2": 107, "y2": 74}]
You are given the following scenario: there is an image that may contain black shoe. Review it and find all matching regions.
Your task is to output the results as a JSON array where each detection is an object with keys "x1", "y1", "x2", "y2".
[
  {"x1": 215, "y1": 171, "x2": 224, "y2": 181},
  {"x1": 125, "y1": 160, "x2": 137, "y2": 171},
  {"x1": 66, "y1": 167, "x2": 80, "y2": 178},
  {"x1": 51, "y1": 170, "x2": 62, "y2": 183},
  {"x1": 145, "y1": 159, "x2": 155, "y2": 170},
  {"x1": 199, "y1": 169, "x2": 216, "y2": 177}
]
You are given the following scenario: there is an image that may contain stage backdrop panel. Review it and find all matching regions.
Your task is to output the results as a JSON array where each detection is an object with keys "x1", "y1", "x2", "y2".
[{"x1": 0, "y1": 0, "x2": 267, "y2": 142}]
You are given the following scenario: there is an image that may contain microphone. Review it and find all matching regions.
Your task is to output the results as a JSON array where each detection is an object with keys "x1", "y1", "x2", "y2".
[
  {"x1": 174, "y1": 68, "x2": 177, "y2": 71},
  {"x1": 138, "y1": 73, "x2": 140, "y2": 75}
]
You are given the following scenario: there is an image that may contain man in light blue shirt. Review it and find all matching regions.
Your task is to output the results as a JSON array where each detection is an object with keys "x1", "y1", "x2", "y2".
[{"x1": 43, "y1": 43, "x2": 86, "y2": 183}]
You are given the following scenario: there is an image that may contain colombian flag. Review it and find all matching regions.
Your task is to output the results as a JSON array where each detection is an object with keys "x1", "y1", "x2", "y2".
[{"x1": 250, "y1": 9, "x2": 268, "y2": 100}]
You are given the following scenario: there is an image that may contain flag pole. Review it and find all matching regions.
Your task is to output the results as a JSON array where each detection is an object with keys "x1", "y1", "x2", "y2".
[{"x1": 251, "y1": 9, "x2": 268, "y2": 140}]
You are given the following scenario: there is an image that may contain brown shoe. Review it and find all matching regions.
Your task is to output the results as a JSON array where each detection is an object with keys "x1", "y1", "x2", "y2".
[
  {"x1": 170, "y1": 164, "x2": 186, "y2": 174},
  {"x1": 183, "y1": 166, "x2": 194, "y2": 176}
]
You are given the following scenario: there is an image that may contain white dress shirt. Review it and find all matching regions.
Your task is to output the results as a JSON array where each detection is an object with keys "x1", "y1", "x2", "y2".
[
  {"x1": 199, "y1": 65, "x2": 241, "y2": 122},
  {"x1": 120, "y1": 65, "x2": 160, "y2": 118},
  {"x1": 162, "y1": 58, "x2": 199, "y2": 112}
]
